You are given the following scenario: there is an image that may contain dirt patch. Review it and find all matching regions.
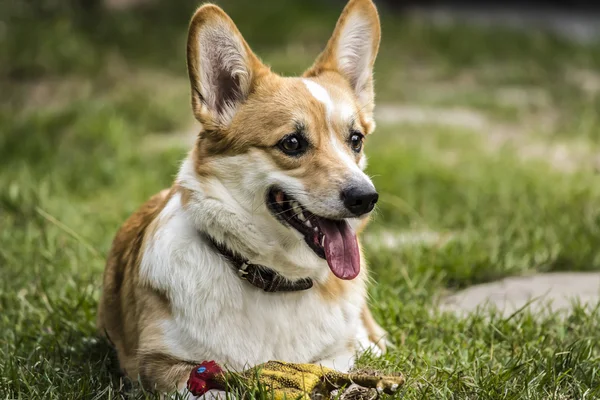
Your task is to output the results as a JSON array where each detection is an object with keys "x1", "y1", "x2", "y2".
[
  {"x1": 364, "y1": 229, "x2": 457, "y2": 250},
  {"x1": 376, "y1": 105, "x2": 487, "y2": 131},
  {"x1": 567, "y1": 68, "x2": 600, "y2": 96},
  {"x1": 493, "y1": 86, "x2": 551, "y2": 108},
  {"x1": 375, "y1": 102, "x2": 598, "y2": 173}
]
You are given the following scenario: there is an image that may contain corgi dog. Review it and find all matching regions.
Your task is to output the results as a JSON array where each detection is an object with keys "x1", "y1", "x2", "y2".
[{"x1": 97, "y1": 0, "x2": 386, "y2": 396}]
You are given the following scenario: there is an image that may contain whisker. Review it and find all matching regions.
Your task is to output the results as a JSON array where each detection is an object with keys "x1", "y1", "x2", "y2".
[
  {"x1": 271, "y1": 201, "x2": 321, "y2": 218},
  {"x1": 250, "y1": 192, "x2": 318, "y2": 214}
]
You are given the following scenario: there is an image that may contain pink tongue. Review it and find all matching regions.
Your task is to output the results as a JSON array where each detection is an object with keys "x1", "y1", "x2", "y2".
[{"x1": 318, "y1": 219, "x2": 360, "y2": 280}]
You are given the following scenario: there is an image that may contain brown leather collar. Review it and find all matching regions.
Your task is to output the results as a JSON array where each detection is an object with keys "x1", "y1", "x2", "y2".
[{"x1": 208, "y1": 237, "x2": 313, "y2": 293}]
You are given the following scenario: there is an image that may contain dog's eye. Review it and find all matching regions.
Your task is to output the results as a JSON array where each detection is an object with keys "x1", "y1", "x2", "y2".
[
  {"x1": 349, "y1": 131, "x2": 364, "y2": 153},
  {"x1": 278, "y1": 134, "x2": 308, "y2": 156}
]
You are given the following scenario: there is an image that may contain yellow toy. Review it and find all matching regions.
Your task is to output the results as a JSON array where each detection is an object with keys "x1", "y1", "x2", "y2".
[{"x1": 187, "y1": 360, "x2": 404, "y2": 399}]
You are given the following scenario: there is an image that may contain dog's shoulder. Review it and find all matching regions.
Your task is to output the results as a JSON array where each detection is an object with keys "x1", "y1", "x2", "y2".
[
  {"x1": 109, "y1": 188, "x2": 173, "y2": 271},
  {"x1": 98, "y1": 188, "x2": 173, "y2": 328}
]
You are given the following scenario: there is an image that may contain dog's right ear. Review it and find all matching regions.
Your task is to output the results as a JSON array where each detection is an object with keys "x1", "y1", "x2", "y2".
[{"x1": 187, "y1": 5, "x2": 266, "y2": 130}]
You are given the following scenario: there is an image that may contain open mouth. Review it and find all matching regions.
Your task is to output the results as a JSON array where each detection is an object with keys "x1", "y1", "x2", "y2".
[{"x1": 267, "y1": 187, "x2": 360, "y2": 280}]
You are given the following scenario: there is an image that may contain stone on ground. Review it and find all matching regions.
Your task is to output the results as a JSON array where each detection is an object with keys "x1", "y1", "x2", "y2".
[{"x1": 441, "y1": 272, "x2": 600, "y2": 317}]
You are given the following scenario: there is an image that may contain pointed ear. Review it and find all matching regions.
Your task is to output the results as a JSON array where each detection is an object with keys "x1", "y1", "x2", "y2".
[
  {"x1": 187, "y1": 5, "x2": 266, "y2": 129},
  {"x1": 305, "y1": 0, "x2": 381, "y2": 110}
]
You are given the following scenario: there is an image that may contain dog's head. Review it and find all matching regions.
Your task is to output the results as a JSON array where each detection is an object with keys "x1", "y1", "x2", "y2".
[{"x1": 184, "y1": 0, "x2": 381, "y2": 282}]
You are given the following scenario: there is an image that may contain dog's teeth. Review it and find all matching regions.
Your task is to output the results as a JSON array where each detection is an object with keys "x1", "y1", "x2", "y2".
[
  {"x1": 313, "y1": 226, "x2": 318, "y2": 232},
  {"x1": 320, "y1": 235, "x2": 325, "y2": 247},
  {"x1": 298, "y1": 213, "x2": 306, "y2": 222},
  {"x1": 304, "y1": 219, "x2": 312, "y2": 228}
]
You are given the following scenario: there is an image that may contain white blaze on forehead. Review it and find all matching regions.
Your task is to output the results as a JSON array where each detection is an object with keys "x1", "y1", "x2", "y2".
[
  {"x1": 302, "y1": 78, "x2": 357, "y2": 124},
  {"x1": 302, "y1": 79, "x2": 333, "y2": 114}
]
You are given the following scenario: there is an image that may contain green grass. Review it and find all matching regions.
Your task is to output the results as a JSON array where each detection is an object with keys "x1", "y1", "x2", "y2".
[{"x1": 2, "y1": 0, "x2": 600, "y2": 398}]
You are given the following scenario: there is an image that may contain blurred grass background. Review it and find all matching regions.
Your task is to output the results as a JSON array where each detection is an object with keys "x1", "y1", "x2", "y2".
[{"x1": 1, "y1": 0, "x2": 600, "y2": 398}]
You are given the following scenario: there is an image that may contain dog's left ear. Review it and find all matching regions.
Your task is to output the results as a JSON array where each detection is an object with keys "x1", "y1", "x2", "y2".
[{"x1": 305, "y1": 0, "x2": 381, "y2": 118}]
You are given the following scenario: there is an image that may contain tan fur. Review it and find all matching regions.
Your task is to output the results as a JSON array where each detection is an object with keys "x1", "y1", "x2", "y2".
[
  {"x1": 176, "y1": 183, "x2": 192, "y2": 207},
  {"x1": 362, "y1": 306, "x2": 387, "y2": 352},
  {"x1": 98, "y1": 0, "x2": 386, "y2": 394},
  {"x1": 97, "y1": 189, "x2": 170, "y2": 376},
  {"x1": 98, "y1": 186, "x2": 199, "y2": 391},
  {"x1": 317, "y1": 273, "x2": 360, "y2": 302}
]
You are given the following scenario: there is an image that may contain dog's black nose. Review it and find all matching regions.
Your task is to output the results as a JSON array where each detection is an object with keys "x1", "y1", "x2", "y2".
[{"x1": 341, "y1": 186, "x2": 379, "y2": 216}]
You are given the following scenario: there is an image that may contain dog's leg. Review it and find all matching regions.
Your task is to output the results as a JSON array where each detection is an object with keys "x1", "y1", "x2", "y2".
[
  {"x1": 317, "y1": 308, "x2": 387, "y2": 374},
  {"x1": 137, "y1": 350, "x2": 197, "y2": 393},
  {"x1": 137, "y1": 351, "x2": 233, "y2": 400},
  {"x1": 361, "y1": 305, "x2": 388, "y2": 353},
  {"x1": 316, "y1": 349, "x2": 357, "y2": 373}
]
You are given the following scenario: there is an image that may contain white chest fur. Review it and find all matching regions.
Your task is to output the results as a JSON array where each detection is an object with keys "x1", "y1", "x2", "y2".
[{"x1": 140, "y1": 194, "x2": 367, "y2": 371}]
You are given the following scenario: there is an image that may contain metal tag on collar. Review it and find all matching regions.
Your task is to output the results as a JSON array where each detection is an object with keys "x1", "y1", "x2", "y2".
[{"x1": 237, "y1": 261, "x2": 250, "y2": 279}]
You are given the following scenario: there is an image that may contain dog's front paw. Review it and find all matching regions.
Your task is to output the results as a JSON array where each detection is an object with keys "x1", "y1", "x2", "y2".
[{"x1": 359, "y1": 341, "x2": 385, "y2": 358}]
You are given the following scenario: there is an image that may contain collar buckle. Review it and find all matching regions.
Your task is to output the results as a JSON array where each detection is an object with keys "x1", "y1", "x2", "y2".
[{"x1": 237, "y1": 261, "x2": 250, "y2": 279}]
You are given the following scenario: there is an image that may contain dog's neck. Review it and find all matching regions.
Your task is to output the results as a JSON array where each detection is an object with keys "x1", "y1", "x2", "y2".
[
  {"x1": 205, "y1": 234, "x2": 314, "y2": 292},
  {"x1": 176, "y1": 156, "x2": 331, "y2": 283}
]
